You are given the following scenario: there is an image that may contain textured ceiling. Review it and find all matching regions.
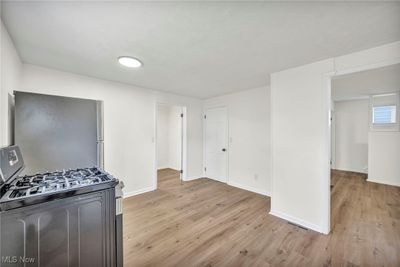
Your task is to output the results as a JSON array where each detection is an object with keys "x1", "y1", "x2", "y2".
[{"x1": 2, "y1": 1, "x2": 400, "y2": 98}]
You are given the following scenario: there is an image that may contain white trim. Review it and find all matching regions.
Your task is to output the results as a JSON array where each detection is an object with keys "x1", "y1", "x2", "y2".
[
  {"x1": 323, "y1": 71, "x2": 335, "y2": 235},
  {"x1": 334, "y1": 95, "x2": 370, "y2": 102},
  {"x1": 324, "y1": 55, "x2": 400, "y2": 235},
  {"x1": 123, "y1": 186, "x2": 156, "y2": 199},
  {"x1": 181, "y1": 106, "x2": 188, "y2": 181},
  {"x1": 157, "y1": 166, "x2": 169, "y2": 170},
  {"x1": 184, "y1": 176, "x2": 202, "y2": 181},
  {"x1": 270, "y1": 75, "x2": 275, "y2": 212},
  {"x1": 330, "y1": 107, "x2": 336, "y2": 169},
  {"x1": 334, "y1": 58, "x2": 400, "y2": 77},
  {"x1": 333, "y1": 167, "x2": 368, "y2": 174},
  {"x1": 269, "y1": 209, "x2": 324, "y2": 234},
  {"x1": 202, "y1": 111, "x2": 206, "y2": 178},
  {"x1": 153, "y1": 103, "x2": 158, "y2": 190},
  {"x1": 158, "y1": 167, "x2": 180, "y2": 171},
  {"x1": 367, "y1": 179, "x2": 400, "y2": 187},
  {"x1": 228, "y1": 181, "x2": 270, "y2": 197}
]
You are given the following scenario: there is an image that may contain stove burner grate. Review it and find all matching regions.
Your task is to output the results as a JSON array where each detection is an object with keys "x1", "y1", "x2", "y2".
[{"x1": 4, "y1": 167, "x2": 114, "y2": 200}]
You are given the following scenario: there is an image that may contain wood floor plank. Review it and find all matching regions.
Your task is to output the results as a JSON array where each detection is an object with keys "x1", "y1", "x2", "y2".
[{"x1": 123, "y1": 168, "x2": 400, "y2": 266}]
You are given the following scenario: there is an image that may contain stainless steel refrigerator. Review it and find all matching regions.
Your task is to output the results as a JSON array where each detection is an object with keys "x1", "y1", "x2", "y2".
[{"x1": 14, "y1": 91, "x2": 104, "y2": 175}]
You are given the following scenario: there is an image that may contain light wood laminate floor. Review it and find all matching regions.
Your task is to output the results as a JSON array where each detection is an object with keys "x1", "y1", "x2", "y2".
[{"x1": 123, "y1": 169, "x2": 400, "y2": 266}]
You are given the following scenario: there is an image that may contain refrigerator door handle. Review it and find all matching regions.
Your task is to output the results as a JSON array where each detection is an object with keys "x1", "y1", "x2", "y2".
[
  {"x1": 96, "y1": 101, "x2": 104, "y2": 141},
  {"x1": 96, "y1": 100, "x2": 104, "y2": 169},
  {"x1": 97, "y1": 141, "x2": 104, "y2": 169}
]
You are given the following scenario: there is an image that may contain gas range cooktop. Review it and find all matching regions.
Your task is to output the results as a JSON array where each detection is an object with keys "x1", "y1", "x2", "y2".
[
  {"x1": 1, "y1": 167, "x2": 116, "y2": 202},
  {"x1": 0, "y1": 146, "x2": 119, "y2": 211}
]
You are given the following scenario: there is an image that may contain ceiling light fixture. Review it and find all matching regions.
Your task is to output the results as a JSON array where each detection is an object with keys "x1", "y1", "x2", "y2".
[{"x1": 118, "y1": 56, "x2": 142, "y2": 68}]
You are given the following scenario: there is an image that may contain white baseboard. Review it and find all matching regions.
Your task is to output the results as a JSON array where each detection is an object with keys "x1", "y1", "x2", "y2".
[
  {"x1": 157, "y1": 166, "x2": 169, "y2": 170},
  {"x1": 367, "y1": 178, "x2": 400, "y2": 187},
  {"x1": 123, "y1": 186, "x2": 156, "y2": 199},
  {"x1": 158, "y1": 167, "x2": 181, "y2": 171},
  {"x1": 269, "y1": 209, "x2": 325, "y2": 234},
  {"x1": 333, "y1": 167, "x2": 368, "y2": 174},
  {"x1": 228, "y1": 181, "x2": 270, "y2": 197},
  {"x1": 183, "y1": 176, "x2": 202, "y2": 181}
]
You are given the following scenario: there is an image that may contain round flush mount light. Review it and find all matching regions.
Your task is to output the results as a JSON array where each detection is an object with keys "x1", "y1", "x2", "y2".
[{"x1": 118, "y1": 56, "x2": 142, "y2": 68}]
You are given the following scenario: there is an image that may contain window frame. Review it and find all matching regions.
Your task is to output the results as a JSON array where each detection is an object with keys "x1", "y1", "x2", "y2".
[
  {"x1": 372, "y1": 105, "x2": 397, "y2": 125},
  {"x1": 369, "y1": 93, "x2": 400, "y2": 132}
]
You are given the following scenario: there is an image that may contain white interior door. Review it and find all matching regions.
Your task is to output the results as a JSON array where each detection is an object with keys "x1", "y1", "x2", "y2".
[{"x1": 205, "y1": 107, "x2": 228, "y2": 183}]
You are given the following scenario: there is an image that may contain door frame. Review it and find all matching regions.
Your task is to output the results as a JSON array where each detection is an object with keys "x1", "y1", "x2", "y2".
[
  {"x1": 203, "y1": 106, "x2": 229, "y2": 183},
  {"x1": 324, "y1": 59, "x2": 400, "y2": 234},
  {"x1": 330, "y1": 106, "x2": 336, "y2": 169},
  {"x1": 154, "y1": 103, "x2": 188, "y2": 189}
]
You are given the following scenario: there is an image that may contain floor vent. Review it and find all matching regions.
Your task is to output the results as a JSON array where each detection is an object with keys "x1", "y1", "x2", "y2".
[{"x1": 288, "y1": 221, "x2": 308, "y2": 230}]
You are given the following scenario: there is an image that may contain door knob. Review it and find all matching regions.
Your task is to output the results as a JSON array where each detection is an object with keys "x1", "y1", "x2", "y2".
[{"x1": 222, "y1": 148, "x2": 226, "y2": 152}]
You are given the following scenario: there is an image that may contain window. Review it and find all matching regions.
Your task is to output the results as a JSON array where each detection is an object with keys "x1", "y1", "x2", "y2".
[{"x1": 372, "y1": 105, "x2": 396, "y2": 124}]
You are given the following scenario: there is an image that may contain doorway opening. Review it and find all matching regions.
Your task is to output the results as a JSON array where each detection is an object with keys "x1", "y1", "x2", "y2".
[
  {"x1": 155, "y1": 103, "x2": 187, "y2": 187},
  {"x1": 329, "y1": 63, "x2": 400, "y2": 230}
]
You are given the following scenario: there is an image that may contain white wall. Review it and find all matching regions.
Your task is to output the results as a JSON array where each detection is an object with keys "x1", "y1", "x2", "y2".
[
  {"x1": 204, "y1": 86, "x2": 271, "y2": 196},
  {"x1": 1, "y1": 20, "x2": 22, "y2": 146},
  {"x1": 332, "y1": 65, "x2": 400, "y2": 182},
  {"x1": 334, "y1": 99, "x2": 369, "y2": 173},
  {"x1": 270, "y1": 41, "x2": 400, "y2": 234},
  {"x1": 156, "y1": 105, "x2": 182, "y2": 171},
  {"x1": 7, "y1": 63, "x2": 203, "y2": 197},
  {"x1": 368, "y1": 132, "x2": 400, "y2": 187},
  {"x1": 17, "y1": 64, "x2": 152, "y2": 197},
  {"x1": 368, "y1": 93, "x2": 400, "y2": 186},
  {"x1": 332, "y1": 63, "x2": 400, "y2": 101},
  {"x1": 270, "y1": 59, "x2": 334, "y2": 233}
]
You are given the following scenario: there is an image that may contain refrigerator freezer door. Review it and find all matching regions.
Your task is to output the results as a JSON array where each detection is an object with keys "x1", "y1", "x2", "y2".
[{"x1": 15, "y1": 92, "x2": 98, "y2": 175}]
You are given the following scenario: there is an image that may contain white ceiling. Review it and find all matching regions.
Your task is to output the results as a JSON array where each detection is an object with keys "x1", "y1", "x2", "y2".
[
  {"x1": 332, "y1": 63, "x2": 400, "y2": 101},
  {"x1": 2, "y1": 1, "x2": 400, "y2": 99}
]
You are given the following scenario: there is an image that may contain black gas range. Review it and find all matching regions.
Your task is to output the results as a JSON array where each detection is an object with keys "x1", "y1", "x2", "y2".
[
  {"x1": 0, "y1": 145, "x2": 123, "y2": 267},
  {"x1": 0, "y1": 166, "x2": 118, "y2": 211}
]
